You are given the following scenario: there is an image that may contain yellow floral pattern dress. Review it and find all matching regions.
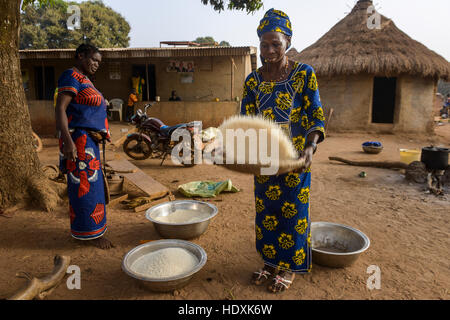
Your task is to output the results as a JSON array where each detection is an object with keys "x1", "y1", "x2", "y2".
[{"x1": 240, "y1": 62, "x2": 325, "y2": 273}]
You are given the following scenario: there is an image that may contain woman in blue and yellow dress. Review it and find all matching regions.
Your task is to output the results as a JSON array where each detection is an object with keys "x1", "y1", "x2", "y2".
[
  {"x1": 241, "y1": 9, "x2": 325, "y2": 293},
  {"x1": 55, "y1": 44, "x2": 113, "y2": 249}
]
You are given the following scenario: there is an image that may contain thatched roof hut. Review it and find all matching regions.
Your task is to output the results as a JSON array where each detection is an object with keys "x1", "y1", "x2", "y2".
[
  {"x1": 288, "y1": 0, "x2": 450, "y2": 133},
  {"x1": 288, "y1": 0, "x2": 450, "y2": 80}
]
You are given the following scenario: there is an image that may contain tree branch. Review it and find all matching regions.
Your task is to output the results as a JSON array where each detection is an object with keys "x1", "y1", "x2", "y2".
[
  {"x1": 8, "y1": 255, "x2": 71, "y2": 300},
  {"x1": 329, "y1": 156, "x2": 409, "y2": 169}
]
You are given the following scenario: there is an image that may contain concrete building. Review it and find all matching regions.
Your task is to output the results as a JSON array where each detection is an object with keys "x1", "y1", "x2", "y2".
[
  {"x1": 287, "y1": 0, "x2": 450, "y2": 134},
  {"x1": 20, "y1": 46, "x2": 257, "y2": 135}
]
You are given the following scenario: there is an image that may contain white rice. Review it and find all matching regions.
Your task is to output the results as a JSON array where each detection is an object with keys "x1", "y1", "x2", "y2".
[
  {"x1": 154, "y1": 209, "x2": 210, "y2": 224},
  {"x1": 130, "y1": 247, "x2": 199, "y2": 278}
]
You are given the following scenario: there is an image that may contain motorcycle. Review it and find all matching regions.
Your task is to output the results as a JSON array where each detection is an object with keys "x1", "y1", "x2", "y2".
[{"x1": 123, "y1": 103, "x2": 201, "y2": 167}]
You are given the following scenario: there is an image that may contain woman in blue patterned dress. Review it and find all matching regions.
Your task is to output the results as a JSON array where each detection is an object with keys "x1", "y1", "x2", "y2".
[
  {"x1": 55, "y1": 44, "x2": 113, "y2": 249},
  {"x1": 241, "y1": 9, "x2": 325, "y2": 293}
]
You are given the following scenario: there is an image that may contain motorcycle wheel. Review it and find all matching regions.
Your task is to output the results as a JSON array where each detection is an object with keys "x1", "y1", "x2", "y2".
[{"x1": 123, "y1": 136, "x2": 152, "y2": 160}]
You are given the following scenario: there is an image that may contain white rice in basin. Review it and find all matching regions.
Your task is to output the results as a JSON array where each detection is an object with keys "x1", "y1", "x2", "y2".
[
  {"x1": 130, "y1": 247, "x2": 199, "y2": 278},
  {"x1": 154, "y1": 209, "x2": 210, "y2": 224}
]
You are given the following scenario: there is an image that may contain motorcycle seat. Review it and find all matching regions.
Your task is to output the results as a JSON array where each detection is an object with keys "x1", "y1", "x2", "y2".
[{"x1": 160, "y1": 124, "x2": 188, "y2": 137}]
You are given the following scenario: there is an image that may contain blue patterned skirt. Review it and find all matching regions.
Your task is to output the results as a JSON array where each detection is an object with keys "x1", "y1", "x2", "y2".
[
  {"x1": 59, "y1": 129, "x2": 107, "y2": 240},
  {"x1": 254, "y1": 170, "x2": 312, "y2": 273}
]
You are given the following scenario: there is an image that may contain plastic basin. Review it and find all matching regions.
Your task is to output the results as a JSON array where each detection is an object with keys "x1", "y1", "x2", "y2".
[{"x1": 399, "y1": 149, "x2": 421, "y2": 164}]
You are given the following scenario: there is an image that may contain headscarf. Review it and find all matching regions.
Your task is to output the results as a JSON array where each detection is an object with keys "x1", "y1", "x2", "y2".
[{"x1": 257, "y1": 8, "x2": 292, "y2": 41}]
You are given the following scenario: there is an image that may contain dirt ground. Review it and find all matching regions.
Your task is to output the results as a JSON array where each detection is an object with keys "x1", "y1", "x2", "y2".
[{"x1": 0, "y1": 121, "x2": 449, "y2": 300}]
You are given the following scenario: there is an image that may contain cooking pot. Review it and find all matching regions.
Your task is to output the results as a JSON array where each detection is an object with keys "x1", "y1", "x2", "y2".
[{"x1": 420, "y1": 146, "x2": 449, "y2": 170}]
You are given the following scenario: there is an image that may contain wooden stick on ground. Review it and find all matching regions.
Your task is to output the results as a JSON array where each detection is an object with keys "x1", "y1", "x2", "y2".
[
  {"x1": 328, "y1": 156, "x2": 409, "y2": 169},
  {"x1": 104, "y1": 163, "x2": 137, "y2": 174},
  {"x1": 112, "y1": 127, "x2": 137, "y2": 147},
  {"x1": 134, "y1": 193, "x2": 174, "y2": 213},
  {"x1": 107, "y1": 193, "x2": 129, "y2": 207},
  {"x1": 8, "y1": 255, "x2": 71, "y2": 300}
]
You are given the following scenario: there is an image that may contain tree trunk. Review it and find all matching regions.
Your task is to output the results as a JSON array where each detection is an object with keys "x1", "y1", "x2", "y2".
[{"x1": 0, "y1": 0, "x2": 61, "y2": 211}]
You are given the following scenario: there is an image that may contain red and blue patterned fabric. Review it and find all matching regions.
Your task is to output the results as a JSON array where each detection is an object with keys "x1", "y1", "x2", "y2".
[
  {"x1": 57, "y1": 68, "x2": 110, "y2": 138},
  {"x1": 58, "y1": 68, "x2": 108, "y2": 240}
]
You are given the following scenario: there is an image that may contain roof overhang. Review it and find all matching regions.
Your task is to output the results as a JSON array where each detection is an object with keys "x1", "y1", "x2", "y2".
[{"x1": 19, "y1": 47, "x2": 258, "y2": 60}]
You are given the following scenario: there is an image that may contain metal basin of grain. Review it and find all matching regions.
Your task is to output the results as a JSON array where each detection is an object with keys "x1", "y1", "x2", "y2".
[
  {"x1": 122, "y1": 239, "x2": 207, "y2": 292},
  {"x1": 311, "y1": 222, "x2": 370, "y2": 268},
  {"x1": 146, "y1": 200, "x2": 218, "y2": 239}
]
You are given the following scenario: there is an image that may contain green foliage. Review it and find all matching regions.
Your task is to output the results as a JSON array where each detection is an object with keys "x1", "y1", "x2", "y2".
[
  {"x1": 21, "y1": 0, "x2": 55, "y2": 11},
  {"x1": 20, "y1": 0, "x2": 130, "y2": 49},
  {"x1": 200, "y1": 0, "x2": 263, "y2": 13},
  {"x1": 195, "y1": 36, "x2": 231, "y2": 47},
  {"x1": 195, "y1": 36, "x2": 216, "y2": 44}
]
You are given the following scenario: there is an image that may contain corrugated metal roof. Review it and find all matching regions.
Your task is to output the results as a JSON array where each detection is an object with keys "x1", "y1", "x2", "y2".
[
  {"x1": 19, "y1": 46, "x2": 258, "y2": 60},
  {"x1": 159, "y1": 41, "x2": 201, "y2": 47}
]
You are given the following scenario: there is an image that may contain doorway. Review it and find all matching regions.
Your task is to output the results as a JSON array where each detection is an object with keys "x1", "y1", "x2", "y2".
[
  {"x1": 34, "y1": 66, "x2": 55, "y2": 100},
  {"x1": 372, "y1": 77, "x2": 397, "y2": 123},
  {"x1": 131, "y1": 64, "x2": 156, "y2": 101}
]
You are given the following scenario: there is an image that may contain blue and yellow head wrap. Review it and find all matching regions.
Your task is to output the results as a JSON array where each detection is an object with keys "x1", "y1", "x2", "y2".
[{"x1": 257, "y1": 8, "x2": 292, "y2": 40}]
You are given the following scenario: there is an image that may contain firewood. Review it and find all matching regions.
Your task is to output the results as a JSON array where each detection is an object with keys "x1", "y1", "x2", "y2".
[
  {"x1": 107, "y1": 193, "x2": 129, "y2": 207},
  {"x1": 134, "y1": 195, "x2": 172, "y2": 213},
  {"x1": 329, "y1": 157, "x2": 434, "y2": 185},
  {"x1": 112, "y1": 127, "x2": 137, "y2": 147},
  {"x1": 405, "y1": 161, "x2": 427, "y2": 183},
  {"x1": 329, "y1": 156, "x2": 409, "y2": 169}
]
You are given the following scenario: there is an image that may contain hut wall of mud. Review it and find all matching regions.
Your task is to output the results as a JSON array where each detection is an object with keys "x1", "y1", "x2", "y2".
[
  {"x1": 318, "y1": 74, "x2": 436, "y2": 133},
  {"x1": 288, "y1": 0, "x2": 449, "y2": 134}
]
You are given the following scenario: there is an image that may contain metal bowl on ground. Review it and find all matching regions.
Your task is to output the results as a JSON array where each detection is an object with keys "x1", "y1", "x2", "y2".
[
  {"x1": 362, "y1": 142, "x2": 383, "y2": 154},
  {"x1": 146, "y1": 200, "x2": 218, "y2": 239},
  {"x1": 122, "y1": 239, "x2": 207, "y2": 292},
  {"x1": 311, "y1": 222, "x2": 370, "y2": 268},
  {"x1": 362, "y1": 145, "x2": 383, "y2": 154}
]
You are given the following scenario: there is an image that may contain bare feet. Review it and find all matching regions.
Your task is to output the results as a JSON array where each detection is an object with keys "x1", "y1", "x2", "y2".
[
  {"x1": 83, "y1": 237, "x2": 114, "y2": 250},
  {"x1": 267, "y1": 270, "x2": 295, "y2": 293},
  {"x1": 252, "y1": 264, "x2": 278, "y2": 285}
]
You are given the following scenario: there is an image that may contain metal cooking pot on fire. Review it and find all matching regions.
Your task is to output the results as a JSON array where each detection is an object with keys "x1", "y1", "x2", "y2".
[{"x1": 420, "y1": 146, "x2": 449, "y2": 170}]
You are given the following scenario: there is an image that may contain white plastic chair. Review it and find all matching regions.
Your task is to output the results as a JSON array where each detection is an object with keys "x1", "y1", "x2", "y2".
[{"x1": 109, "y1": 98, "x2": 124, "y2": 122}]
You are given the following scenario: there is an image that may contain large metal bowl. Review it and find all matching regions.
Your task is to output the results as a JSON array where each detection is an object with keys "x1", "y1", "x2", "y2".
[
  {"x1": 122, "y1": 239, "x2": 207, "y2": 292},
  {"x1": 362, "y1": 145, "x2": 383, "y2": 154},
  {"x1": 146, "y1": 200, "x2": 218, "y2": 239},
  {"x1": 311, "y1": 222, "x2": 370, "y2": 268}
]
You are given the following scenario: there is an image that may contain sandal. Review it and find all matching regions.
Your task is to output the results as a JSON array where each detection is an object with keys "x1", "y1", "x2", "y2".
[
  {"x1": 268, "y1": 273, "x2": 295, "y2": 293},
  {"x1": 252, "y1": 267, "x2": 275, "y2": 285}
]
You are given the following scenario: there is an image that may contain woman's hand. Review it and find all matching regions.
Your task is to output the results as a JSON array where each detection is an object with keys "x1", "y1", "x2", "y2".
[
  {"x1": 293, "y1": 146, "x2": 314, "y2": 174},
  {"x1": 63, "y1": 138, "x2": 77, "y2": 162},
  {"x1": 292, "y1": 131, "x2": 321, "y2": 174}
]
